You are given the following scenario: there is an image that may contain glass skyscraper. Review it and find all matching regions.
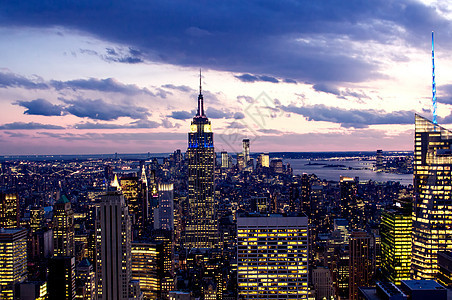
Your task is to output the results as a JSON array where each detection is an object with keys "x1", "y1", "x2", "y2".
[
  {"x1": 412, "y1": 114, "x2": 452, "y2": 279},
  {"x1": 184, "y1": 80, "x2": 218, "y2": 249}
]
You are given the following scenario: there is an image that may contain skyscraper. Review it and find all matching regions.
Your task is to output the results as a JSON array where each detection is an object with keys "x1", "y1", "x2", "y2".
[
  {"x1": 154, "y1": 183, "x2": 174, "y2": 230},
  {"x1": 380, "y1": 207, "x2": 411, "y2": 284},
  {"x1": 376, "y1": 149, "x2": 384, "y2": 172},
  {"x1": 48, "y1": 256, "x2": 76, "y2": 300},
  {"x1": 0, "y1": 192, "x2": 19, "y2": 228},
  {"x1": 184, "y1": 76, "x2": 218, "y2": 249},
  {"x1": 76, "y1": 258, "x2": 96, "y2": 300},
  {"x1": 237, "y1": 213, "x2": 309, "y2": 299},
  {"x1": 221, "y1": 151, "x2": 229, "y2": 169},
  {"x1": 120, "y1": 172, "x2": 149, "y2": 236},
  {"x1": 349, "y1": 231, "x2": 371, "y2": 300},
  {"x1": 340, "y1": 176, "x2": 358, "y2": 228},
  {"x1": 95, "y1": 191, "x2": 134, "y2": 300},
  {"x1": 242, "y1": 138, "x2": 250, "y2": 166},
  {"x1": 53, "y1": 195, "x2": 75, "y2": 257},
  {"x1": 412, "y1": 114, "x2": 452, "y2": 279},
  {"x1": 131, "y1": 241, "x2": 161, "y2": 299},
  {"x1": 0, "y1": 228, "x2": 27, "y2": 300}
]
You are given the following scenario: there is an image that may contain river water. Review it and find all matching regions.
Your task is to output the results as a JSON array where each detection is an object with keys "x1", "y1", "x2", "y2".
[{"x1": 283, "y1": 158, "x2": 413, "y2": 186}]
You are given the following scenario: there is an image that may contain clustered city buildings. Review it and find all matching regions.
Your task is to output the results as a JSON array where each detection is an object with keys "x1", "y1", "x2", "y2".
[{"x1": 0, "y1": 85, "x2": 451, "y2": 300}]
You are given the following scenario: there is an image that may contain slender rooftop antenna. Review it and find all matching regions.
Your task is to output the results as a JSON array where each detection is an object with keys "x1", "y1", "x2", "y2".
[{"x1": 432, "y1": 31, "x2": 437, "y2": 124}]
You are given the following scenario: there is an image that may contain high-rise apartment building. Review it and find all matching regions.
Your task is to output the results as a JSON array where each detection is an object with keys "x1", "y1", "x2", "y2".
[
  {"x1": 0, "y1": 192, "x2": 19, "y2": 228},
  {"x1": 53, "y1": 195, "x2": 75, "y2": 257},
  {"x1": 349, "y1": 231, "x2": 372, "y2": 300},
  {"x1": 237, "y1": 213, "x2": 309, "y2": 299},
  {"x1": 0, "y1": 228, "x2": 27, "y2": 300},
  {"x1": 184, "y1": 79, "x2": 218, "y2": 249},
  {"x1": 412, "y1": 114, "x2": 452, "y2": 279},
  {"x1": 95, "y1": 191, "x2": 134, "y2": 300},
  {"x1": 380, "y1": 207, "x2": 411, "y2": 284},
  {"x1": 154, "y1": 183, "x2": 174, "y2": 230}
]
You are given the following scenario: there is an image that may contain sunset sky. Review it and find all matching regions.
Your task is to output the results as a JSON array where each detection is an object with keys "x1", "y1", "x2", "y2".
[{"x1": 1, "y1": 0, "x2": 452, "y2": 155}]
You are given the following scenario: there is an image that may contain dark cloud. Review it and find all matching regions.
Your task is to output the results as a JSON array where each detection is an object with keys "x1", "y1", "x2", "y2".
[
  {"x1": 234, "y1": 112, "x2": 245, "y2": 119},
  {"x1": 168, "y1": 110, "x2": 192, "y2": 120},
  {"x1": 0, "y1": 122, "x2": 64, "y2": 130},
  {"x1": 14, "y1": 98, "x2": 65, "y2": 116},
  {"x1": 284, "y1": 79, "x2": 297, "y2": 84},
  {"x1": 51, "y1": 78, "x2": 153, "y2": 95},
  {"x1": 313, "y1": 84, "x2": 371, "y2": 101},
  {"x1": 3, "y1": 1, "x2": 445, "y2": 85},
  {"x1": 438, "y1": 84, "x2": 452, "y2": 105},
  {"x1": 313, "y1": 83, "x2": 340, "y2": 96},
  {"x1": 0, "y1": 72, "x2": 48, "y2": 89},
  {"x1": 235, "y1": 74, "x2": 279, "y2": 83},
  {"x1": 62, "y1": 98, "x2": 150, "y2": 121},
  {"x1": 205, "y1": 107, "x2": 243, "y2": 119},
  {"x1": 80, "y1": 47, "x2": 144, "y2": 64},
  {"x1": 280, "y1": 104, "x2": 415, "y2": 128}
]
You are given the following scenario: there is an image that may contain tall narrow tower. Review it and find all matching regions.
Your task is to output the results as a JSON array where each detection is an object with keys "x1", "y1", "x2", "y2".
[
  {"x1": 184, "y1": 72, "x2": 218, "y2": 248},
  {"x1": 53, "y1": 195, "x2": 75, "y2": 257},
  {"x1": 96, "y1": 191, "x2": 133, "y2": 300}
]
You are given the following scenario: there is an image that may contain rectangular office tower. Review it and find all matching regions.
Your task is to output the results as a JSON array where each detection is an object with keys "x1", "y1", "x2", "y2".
[
  {"x1": 0, "y1": 192, "x2": 19, "y2": 228},
  {"x1": 412, "y1": 114, "x2": 452, "y2": 279},
  {"x1": 95, "y1": 191, "x2": 135, "y2": 300},
  {"x1": 237, "y1": 213, "x2": 309, "y2": 299},
  {"x1": 380, "y1": 208, "x2": 411, "y2": 284},
  {"x1": 0, "y1": 228, "x2": 27, "y2": 300}
]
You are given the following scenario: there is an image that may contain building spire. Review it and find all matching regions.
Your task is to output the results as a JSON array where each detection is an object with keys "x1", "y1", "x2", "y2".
[
  {"x1": 197, "y1": 68, "x2": 205, "y2": 116},
  {"x1": 432, "y1": 31, "x2": 437, "y2": 124}
]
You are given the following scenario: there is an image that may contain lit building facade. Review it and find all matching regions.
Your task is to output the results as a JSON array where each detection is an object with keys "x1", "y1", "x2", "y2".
[
  {"x1": 76, "y1": 258, "x2": 95, "y2": 300},
  {"x1": 340, "y1": 176, "x2": 357, "y2": 224},
  {"x1": 184, "y1": 81, "x2": 218, "y2": 249},
  {"x1": 155, "y1": 183, "x2": 174, "y2": 230},
  {"x1": 221, "y1": 151, "x2": 229, "y2": 169},
  {"x1": 412, "y1": 114, "x2": 452, "y2": 279},
  {"x1": 237, "y1": 213, "x2": 309, "y2": 299},
  {"x1": 380, "y1": 208, "x2": 411, "y2": 284},
  {"x1": 95, "y1": 191, "x2": 134, "y2": 300},
  {"x1": 258, "y1": 153, "x2": 270, "y2": 168},
  {"x1": 0, "y1": 192, "x2": 19, "y2": 228},
  {"x1": 53, "y1": 195, "x2": 75, "y2": 257},
  {"x1": 0, "y1": 228, "x2": 27, "y2": 300},
  {"x1": 120, "y1": 174, "x2": 149, "y2": 236},
  {"x1": 349, "y1": 231, "x2": 371, "y2": 300},
  {"x1": 132, "y1": 242, "x2": 160, "y2": 299}
]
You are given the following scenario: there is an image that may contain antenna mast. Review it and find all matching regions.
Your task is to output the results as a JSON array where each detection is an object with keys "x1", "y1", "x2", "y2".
[{"x1": 432, "y1": 31, "x2": 437, "y2": 124}]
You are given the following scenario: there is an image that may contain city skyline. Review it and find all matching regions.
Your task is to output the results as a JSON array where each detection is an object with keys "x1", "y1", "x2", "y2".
[{"x1": 2, "y1": 1, "x2": 452, "y2": 154}]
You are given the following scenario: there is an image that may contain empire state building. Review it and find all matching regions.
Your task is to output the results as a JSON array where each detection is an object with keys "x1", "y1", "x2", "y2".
[{"x1": 184, "y1": 75, "x2": 219, "y2": 248}]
